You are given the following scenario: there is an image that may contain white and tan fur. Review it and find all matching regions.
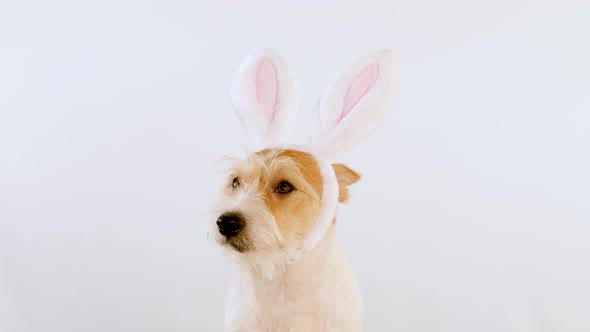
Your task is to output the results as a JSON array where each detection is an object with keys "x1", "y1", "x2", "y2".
[
  {"x1": 210, "y1": 48, "x2": 399, "y2": 331},
  {"x1": 211, "y1": 149, "x2": 362, "y2": 331}
]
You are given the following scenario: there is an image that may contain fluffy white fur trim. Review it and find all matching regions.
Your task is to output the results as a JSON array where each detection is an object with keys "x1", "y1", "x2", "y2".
[
  {"x1": 230, "y1": 48, "x2": 298, "y2": 150},
  {"x1": 310, "y1": 49, "x2": 400, "y2": 161},
  {"x1": 301, "y1": 157, "x2": 339, "y2": 251}
]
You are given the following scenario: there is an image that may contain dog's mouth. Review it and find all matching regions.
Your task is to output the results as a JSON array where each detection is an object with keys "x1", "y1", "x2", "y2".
[{"x1": 225, "y1": 236, "x2": 251, "y2": 253}]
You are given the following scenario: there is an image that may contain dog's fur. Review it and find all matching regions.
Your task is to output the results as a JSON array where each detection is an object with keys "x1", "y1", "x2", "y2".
[{"x1": 210, "y1": 148, "x2": 363, "y2": 331}]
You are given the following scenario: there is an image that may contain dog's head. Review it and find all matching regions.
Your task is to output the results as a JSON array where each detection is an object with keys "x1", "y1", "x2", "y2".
[
  {"x1": 211, "y1": 148, "x2": 359, "y2": 256},
  {"x1": 210, "y1": 48, "x2": 399, "y2": 272}
]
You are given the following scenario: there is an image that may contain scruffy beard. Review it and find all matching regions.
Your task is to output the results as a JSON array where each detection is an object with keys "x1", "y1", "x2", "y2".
[
  {"x1": 209, "y1": 195, "x2": 296, "y2": 280},
  {"x1": 208, "y1": 223, "x2": 293, "y2": 280}
]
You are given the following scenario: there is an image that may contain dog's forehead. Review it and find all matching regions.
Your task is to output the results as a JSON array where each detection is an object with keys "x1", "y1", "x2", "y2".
[
  {"x1": 255, "y1": 149, "x2": 318, "y2": 174},
  {"x1": 237, "y1": 149, "x2": 323, "y2": 193},
  {"x1": 254, "y1": 148, "x2": 310, "y2": 163}
]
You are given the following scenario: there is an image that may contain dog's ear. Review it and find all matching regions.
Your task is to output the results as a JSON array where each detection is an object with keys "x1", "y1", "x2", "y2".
[
  {"x1": 332, "y1": 163, "x2": 361, "y2": 203},
  {"x1": 310, "y1": 49, "x2": 399, "y2": 161},
  {"x1": 230, "y1": 48, "x2": 298, "y2": 151}
]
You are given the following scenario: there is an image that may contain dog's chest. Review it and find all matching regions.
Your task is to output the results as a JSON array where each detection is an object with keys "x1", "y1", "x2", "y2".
[
  {"x1": 223, "y1": 235, "x2": 363, "y2": 331},
  {"x1": 227, "y1": 274, "x2": 327, "y2": 331}
]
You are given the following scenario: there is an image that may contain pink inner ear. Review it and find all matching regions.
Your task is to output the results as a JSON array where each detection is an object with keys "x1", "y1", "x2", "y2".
[
  {"x1": 339, "y1": 62, "x2": 379, "y2": 121},
  {"x1": 255, "y1": 58, "x2": 279, "y2": 122}
]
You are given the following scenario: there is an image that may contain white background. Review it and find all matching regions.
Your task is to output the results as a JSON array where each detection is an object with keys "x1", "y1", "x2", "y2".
[{"x1": 1, "y1": 0, "x2": 589, "y2": 331}]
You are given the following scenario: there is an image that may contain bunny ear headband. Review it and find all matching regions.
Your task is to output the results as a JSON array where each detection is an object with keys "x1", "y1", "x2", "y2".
[{"x1": 230, "y1": 48, "x2": 400, "y2": 252}]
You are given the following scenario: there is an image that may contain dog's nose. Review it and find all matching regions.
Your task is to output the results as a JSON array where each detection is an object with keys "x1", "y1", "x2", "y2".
[{"x1": 217, "y1": 212, "x2": 245, "y2": 238}]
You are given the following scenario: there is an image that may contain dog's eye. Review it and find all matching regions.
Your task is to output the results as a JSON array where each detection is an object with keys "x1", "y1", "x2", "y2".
[
  {"x1": 275, "y1": 181, "x2": 294, "y2": 194},
  {"x1": 232, "y1": 177, "x2": 240, "y2": 189}
]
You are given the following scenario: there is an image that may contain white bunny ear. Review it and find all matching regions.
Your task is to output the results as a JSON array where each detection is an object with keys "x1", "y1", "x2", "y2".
[
  {"x1": 310, "y1": 49, "x2": 400, "y2": 161},
  {"x1": 230, "y1": 48, "x2": 298, "y2": 150}
]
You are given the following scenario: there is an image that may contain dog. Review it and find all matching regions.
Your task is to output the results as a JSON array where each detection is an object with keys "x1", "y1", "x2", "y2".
[{"x1": 210, "y1": 48, "x2": 399, "y2": 331}]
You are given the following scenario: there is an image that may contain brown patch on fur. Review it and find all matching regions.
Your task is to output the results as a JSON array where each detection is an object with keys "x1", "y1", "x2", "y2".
[
  {"x1": 332, "y1": 163, "x2": 361, "y2": 203},
  {"x1": 278, "y1": 150, "x2": 323, "y2": 197},
  {"x1": 252, "y1": 149, "x2": 323, "y2": 242}
]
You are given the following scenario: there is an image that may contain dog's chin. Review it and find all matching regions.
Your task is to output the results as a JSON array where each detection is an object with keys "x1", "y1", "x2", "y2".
[
  {"x1": 212, "y1": 231, "x2": 253, "y2": 254},
  {"x1": 225, "y1": 237, "x2": 250, "y2": 253},
  {"x1": 219, "y1": 237, "x2": 291, "y2": 280}
]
